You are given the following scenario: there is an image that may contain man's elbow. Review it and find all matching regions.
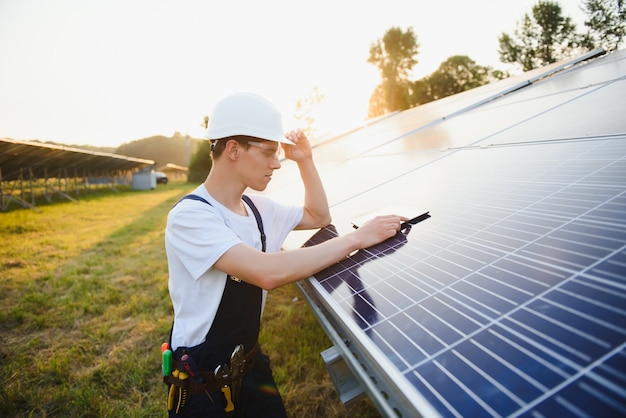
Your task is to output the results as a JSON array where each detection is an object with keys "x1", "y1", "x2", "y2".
[
  {"x1": 317, "y1": 213, "x2": 332, "y2": 228},
  {"x1": 256, "y1": 270, "x2": 291, "y2": 291},
  {"x1": 312, "y1": 211, "x2": 332, "y2": 228}
]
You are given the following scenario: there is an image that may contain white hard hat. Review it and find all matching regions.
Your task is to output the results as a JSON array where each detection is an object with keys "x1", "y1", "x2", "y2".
[{"x1": 206, "y1": 92, "x2": 294, "y2": 145}]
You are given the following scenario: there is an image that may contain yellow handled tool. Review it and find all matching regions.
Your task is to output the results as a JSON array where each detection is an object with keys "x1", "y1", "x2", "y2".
[
  {"x1": 166, "y1": 369, "x2": 189, "y2": 413},
  {"x1": 221, "y1": 385, "x2": 235, "y2": 413},
  {"x1": 177, "y1": 372, "x2": 189, "y2": 414},
  {"x1": 214, "y1": 364, "x2": 235, "y2": 413},
  {"x1": 167, "y1": 369, "x2": 179, "y2": 410}
]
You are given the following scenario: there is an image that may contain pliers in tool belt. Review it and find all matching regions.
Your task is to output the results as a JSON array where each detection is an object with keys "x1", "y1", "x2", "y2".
[
  {"x1": 229, "y1": 344, "x2": 245, "y2": 404},
  {"x1": 167, "y1": 369, "x2": 189, "y2": 414},
  {"x1": 214, "y1": 364, "x2": 235, "y2": 415}
]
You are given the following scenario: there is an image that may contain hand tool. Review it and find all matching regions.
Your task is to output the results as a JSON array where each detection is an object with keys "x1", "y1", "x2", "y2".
[
  {"x1": 400, "y1": 211, "x2": 430, "y2": 230},
  {"x1": 167, "y1": 369, "x2": 179, "y2": 410},
  {"x1": 215, "y1": 364, "x2": 235, "y2": 414},
  {"x1": 176, "y1": 371, "x2": 189, "y2": 414},
  {"x1": 167, "y1": 369, "x2": 189, "y2": 413},
  {"x1": 229, "y1": 345, "x2": 245, "y2": 404},
  {"x1": 351, "y1": 210, "x2": 430, "y2": 230},
  {"x1": 162, "y1": 348, "x2": 172, "y2": 377}
]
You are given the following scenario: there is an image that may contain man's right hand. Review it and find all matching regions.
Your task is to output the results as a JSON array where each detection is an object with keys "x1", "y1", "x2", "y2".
[{"x1": 351, "y1": 214, "x2": 408, "y2": 249}]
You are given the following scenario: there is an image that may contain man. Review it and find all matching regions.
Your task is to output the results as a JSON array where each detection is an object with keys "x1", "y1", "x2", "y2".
[{"x1": 164, "y1": 92, "x2": 405, "y2": 417}]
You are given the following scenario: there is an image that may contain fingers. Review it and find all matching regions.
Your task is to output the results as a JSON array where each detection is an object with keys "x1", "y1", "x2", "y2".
[
  {"x1": 376, "y1": 214, "x2": 404, "y2": 232},
  {"x1": 283, "y1": 129, "x2": 313, "y2": 161},
  {"x1": 285, "y1": 128, "x2": 306, "y2": 144},
  {"x1": 357, "y1": 215, "x2": 402, "y2": 244},
  {"x1": 352, "y1": 213, "x2": 413, "y2": 250}
]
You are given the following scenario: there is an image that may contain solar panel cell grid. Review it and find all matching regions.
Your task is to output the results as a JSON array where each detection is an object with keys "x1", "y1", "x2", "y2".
[{"x1": 302, "y1": 134, "x2": 626, "y2": 416}]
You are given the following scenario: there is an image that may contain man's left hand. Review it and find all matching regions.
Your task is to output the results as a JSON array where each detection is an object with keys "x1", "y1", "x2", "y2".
[{"x1": 283, "y1": 129, "x2": 312, "y2": 162}]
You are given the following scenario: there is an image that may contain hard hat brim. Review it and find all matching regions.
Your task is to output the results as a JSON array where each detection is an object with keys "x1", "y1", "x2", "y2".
[
  {"x1": 205, "y1": 130, "x2": 295, "y2": 145},
  {"x1": 276, "y1": 136, "x2": 295, "y2": 145}
]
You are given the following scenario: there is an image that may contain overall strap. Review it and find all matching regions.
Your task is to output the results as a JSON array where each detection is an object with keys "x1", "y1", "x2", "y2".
[
  {"x1": 175, "y1": 194, "x2": 266, "y2": 252},
  {"x1": 175, "y1": 194, "x2": 210, "y2": 206},
  {"x1": 241, "y1": 195, "x2": 266, "y2": 252}
]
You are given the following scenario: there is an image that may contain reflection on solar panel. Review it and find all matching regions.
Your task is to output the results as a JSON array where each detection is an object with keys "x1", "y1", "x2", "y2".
[{"x1": 265, "y1": 49, "x2": 626, "y2": 417}]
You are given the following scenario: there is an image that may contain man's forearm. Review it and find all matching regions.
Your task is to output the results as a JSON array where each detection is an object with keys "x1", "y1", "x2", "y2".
[{"x1": 298, "y1": 158, "x2": 331, "y2": 228}]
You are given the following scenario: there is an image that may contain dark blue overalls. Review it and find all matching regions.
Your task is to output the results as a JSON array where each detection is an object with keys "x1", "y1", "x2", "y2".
[{"x1": 168, "y1": 195, "x2": 287, "y2": 418}]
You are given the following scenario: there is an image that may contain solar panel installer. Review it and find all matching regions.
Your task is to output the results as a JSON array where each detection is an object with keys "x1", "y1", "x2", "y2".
[{"x1": 163, "y1": 92, "x2": 407, "y2": 417}]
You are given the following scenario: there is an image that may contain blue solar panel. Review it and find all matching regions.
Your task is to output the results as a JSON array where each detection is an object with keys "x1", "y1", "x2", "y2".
[
  {"x1": 264, "y1": 49, "x2": 626, "y2": 417},
  {"x1": 301, "y1": 137, "x2": 626, "y2": 417}
]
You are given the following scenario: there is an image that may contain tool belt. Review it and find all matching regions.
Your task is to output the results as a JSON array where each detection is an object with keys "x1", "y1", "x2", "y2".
[{"x1": 164, "y1": 342, "x2": 259, "y2": 394}]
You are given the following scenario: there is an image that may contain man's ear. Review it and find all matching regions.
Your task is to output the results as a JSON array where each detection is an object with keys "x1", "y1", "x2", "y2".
[{"x1": 225, "y1": 139, "x2": 240, "y2": 160}]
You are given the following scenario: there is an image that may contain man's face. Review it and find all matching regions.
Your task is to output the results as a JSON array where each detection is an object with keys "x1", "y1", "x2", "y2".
[{"x1": 240, "y1": 140, "x2": 282, "y2": 191}]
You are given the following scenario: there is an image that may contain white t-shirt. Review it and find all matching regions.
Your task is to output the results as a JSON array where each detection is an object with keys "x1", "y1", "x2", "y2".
[{"x1": 165, "y1": 185, "x2": 303, "y2": 350}]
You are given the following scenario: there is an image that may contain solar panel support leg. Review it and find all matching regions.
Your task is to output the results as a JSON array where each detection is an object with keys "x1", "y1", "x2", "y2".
[{"x1": 321, "y1": 345, "x2": 366, "y2": 406}]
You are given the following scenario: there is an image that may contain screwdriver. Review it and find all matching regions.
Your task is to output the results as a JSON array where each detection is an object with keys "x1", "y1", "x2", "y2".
[{"x1": 162, "y1": 347, "x2": 173, "y2": 376}]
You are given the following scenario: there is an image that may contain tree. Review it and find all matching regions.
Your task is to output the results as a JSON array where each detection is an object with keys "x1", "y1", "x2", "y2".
[
  {"x1": 186, "y1": 116, "x2": 212, "y2": 183},
  {"x1": 583, "y1": 0, "x2": 626, "y2": 52},
  {"x1": 498, "y1": 1, "x2": 585, "y2": 71},
  {"x1": 411, "y1": 56, "x2": 495, "y2": 105},
  {"x1": 367, "y1": 27, "x2": 419, "y2": 116},
  {"x1": 367, "y1": 85, "x2": 387, "y2": 118},
  {"x1": 187, "y1": 139, "x2": 212, "y2": 183},
  {"x1": 293, "y1": 86, "x2": 326, "y2": 138},
  {"x1": 430, "y1": 56, "x2": 491, "y2": 101},
  {"x1": 410, "y1": 79, "x2": 432, "y2": 108},
  {"x1": 114, "y1": 133, "x2": 201, "y2": 167}
]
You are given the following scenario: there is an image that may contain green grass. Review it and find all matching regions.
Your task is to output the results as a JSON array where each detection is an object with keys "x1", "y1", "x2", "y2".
[{"x1": 0, "y1": 183, "x2": 380, "y2": 417}]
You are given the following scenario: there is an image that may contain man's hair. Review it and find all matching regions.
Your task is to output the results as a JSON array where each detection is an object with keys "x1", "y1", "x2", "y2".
[{"x1": 210, "y1": 135, "x2": 258, "y2": 160}]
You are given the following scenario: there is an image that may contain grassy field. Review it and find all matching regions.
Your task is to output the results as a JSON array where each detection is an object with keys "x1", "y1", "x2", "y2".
[{"x1": 0, "y1": 183, "x2": 381, "y2": 417}]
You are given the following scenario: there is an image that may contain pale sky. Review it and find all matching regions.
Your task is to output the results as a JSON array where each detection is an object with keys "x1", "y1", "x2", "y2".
[{"x1": 0, "y1": 0, "x2": 587, "y2": 148}]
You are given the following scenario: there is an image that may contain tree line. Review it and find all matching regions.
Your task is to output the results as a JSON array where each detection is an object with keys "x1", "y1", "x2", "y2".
[
  {"x1": 185, "y1": 0, "x2": 624, "y2": 182},
  {"x1": 367, "y1": 0, "x2": 625, "y2": 117}
]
